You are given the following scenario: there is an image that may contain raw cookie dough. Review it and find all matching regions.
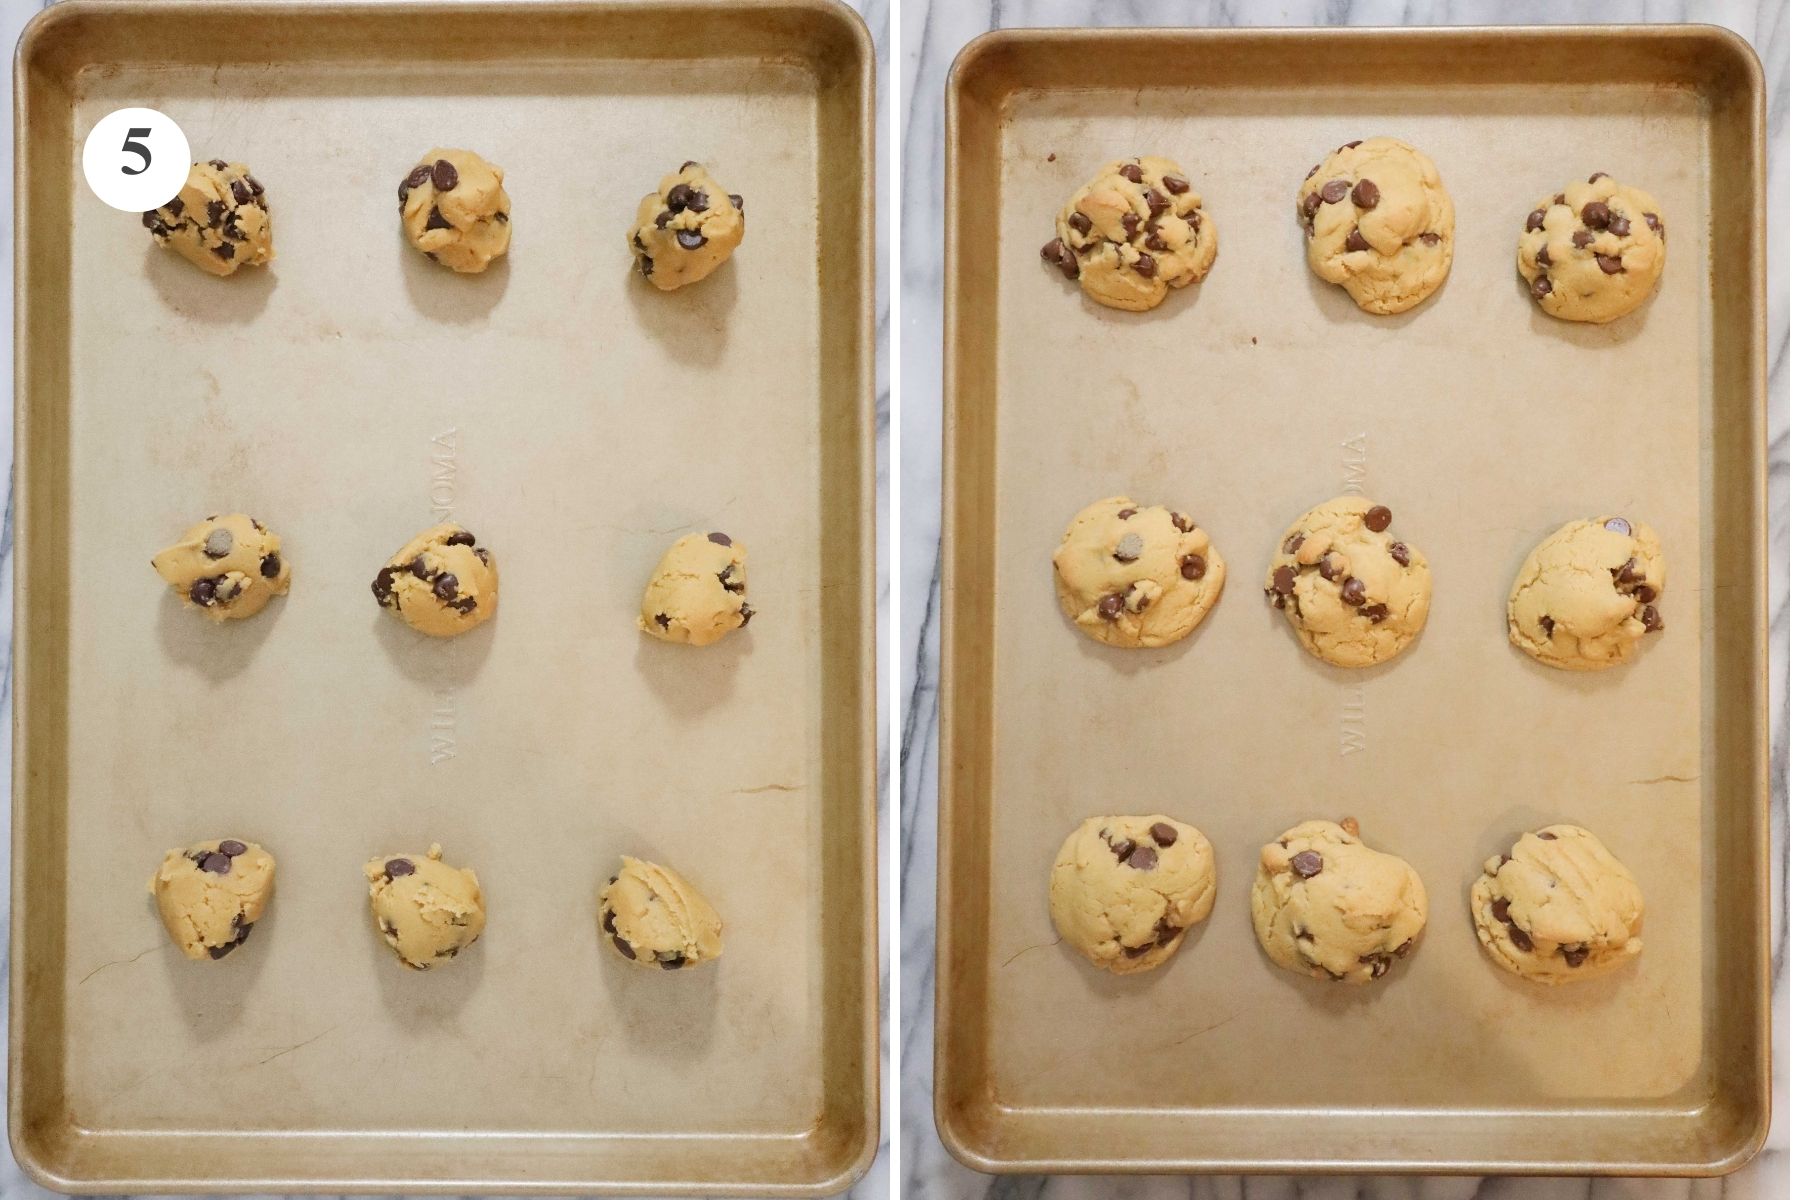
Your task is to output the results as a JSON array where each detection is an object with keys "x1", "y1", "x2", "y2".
[
  {"x1": 600, "y1": 857, "x2": 723, "y2": 970},
  {"x1": 1052, "y1": 496, "x2": 1226, "y2": 649},
  {"x1": 152, "y1": 513, "x2": 291, "y2": 622},
  {"x1": 1264, "y1": 495, "x2": 1431, "y2": 668},
  {"x1": 1518, "y1": 173, "x2": 1666, "y2": 323},
  {"x1": 638, "y1": 531, "x2": 753, "y2": 646},
  {"x1": 142, "y1": 159, "x2": 272, "y2": 277},
  {"x1": 399, "y1": 149, "x2": 511, "y2": 274},
  {"x1": 629, "y1": 162, "x2": 745, "y2": 290},
  {"x1": 1508, "y1": 517, "x2": 1665, "y2": 672},
  {"x1": 1471, "y1": 825, "x2": 1644, "y2": 984},
  {"x1": 1048, "y1": 815, "x2": 1217, "y2": 975},
  {"x1": 371, "y1": 523, "x2": 497, "y2": 638},
  {"x1": 364, "y1": 844, "x2": 485, "y2": 970},
  {"x1": 1297, "y1": 137, "x2": 1453, "y2": 314},
  {"x1": 1251, "y1": 817, "x2": 1425, "y2": 984},
  {"x1": 1040, "y1": 156, "x2": 1218, "y2": 312},
  {"x1": 148, "y1": 838, "x2": 274, "y2": 960}
]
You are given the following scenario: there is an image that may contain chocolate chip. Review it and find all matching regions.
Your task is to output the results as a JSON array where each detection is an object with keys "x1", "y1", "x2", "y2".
[
  {"x1": 1604, "y1": 517, "x2": 1632, "y2": 535},
  {"x1": 1121, "y1": 212, "x2": 1140, "y2": 238},
  {"x1": 666, "y1": 182, "x2": 695, "y2": 212},
  {"x1": 1068, "y1": 211, "x2": 1092, "y2": 235},
  {"x1": 640, "y1": 255, "x2": 655, "y2": 277},
  {"x1": 1362, "y1": 603, "x2": 1389, "y2": 623},
  {"x1": 1418, "y1": 232, "x2": 1440, "y2": 246},
  {"x1": 1553, "y1": 192, "x2": 1566, "y2": 206},
  {"x1": 475, "y1": 548, "x2": 490, "y2": 564},
  {"x1": 410, "y1": 556, "x2": 431, "y2": 580},
  {"x1": 385, "y1": 858, "x2": 415, "y2": 877},
  {"x1": 601, "y1": 908, "x2": 616, "y2": 935},
  {"x1": 372, "y1": 566, "x2": 399, "y2": 606},
  {"x1": 1389, "y1": 543, "x2": 1410, "y2": 567},
  {"x1": 1499, "y1": 854, "x2": 1512, "y2": 866},
  {"x1": 1144, "y1": 230, "x2": 1167, "y2": 252},
  {"x1": 687, "y1": 190, "x2": 710, "y2": 213},
  {"x1": 1345, "y1": 226, "x2": 1370, "y2": 253},
  {"x1": 1162, "y1": 175, "x2": 1189, "y2": 194},
  {"x1": 208, "y1": 158, "x2": 228, "y2": 170},
  {"x1": 707, "y1": 531, "x2": 733, "y2": 547},
  {"x1": 1581, "y1": 201, "x2": 1611, "y2": 229},
  {"x1": 1290, "y1": 850, "x2": 1323, "y2": 878},
  {"x1": 450, "y1": 596, "x2": 477, "y2": 614},
  {"x1": 1097, "y1": 593, "x2": 1125, "y2": 620},
  {"x1": 141, "y1": 211, "x2": 162, "y2": 231},
  {"x1": 1112, "y1": 533, "x2": 1143, "y2": 563},
  {"x1": 1364, "y1": 954, "x2": 1391, "y2": 979},
  {"x1": 659, "y1": 955, "x2": 686, "y2": 970},
  {"x1": 1589, "y1": 171, "x2": 1610, "y2": 183},
  {"x1": 1562, "y1": 945, "x2": 1590, "y2": 967},
  {"x1": 203, "y1": 528, "x2": 233, "y2": 558},
  {"x1": 1340, "y1": 140, "x2": 1362, "y2": 151},
  {"x1": 433, "y1": 573, "x2": 459, "y2": 601},
  {"x1": 1508, "y1": 924, "x2": 1535, "y2": 953},
  {"x1": 1596, "y1": 254, "x2": 1624, "y2": 274},
  {"x1": 190, "y1": 577, "x2": 217, "y2": 605},
  {"x1": 445, "y1": 530, "x2": 475, "y2": 546},
  {"x1": 1131, "y1": 253, "x2": 1156, "y2": 278},
  {"x1": 424, "y1": 206, "x2": 453, "y2": 232},
  {"x1": 1302, "y1": 191, "x2": 1323, "y2": 219},
  {"x1": 1573, "y1": 229, "x2": 1594, "y2": 249},
  {"x1": 1117, "y1": 508, "x2": 1136, "y2": 520},
  {"x1": 431, "y1": 158, "x2": 458, "y2": 191},
  {"x1": 1149, "y1": 823, "x2": 1177, "y2": 847},
  {"x1": 729, "y1": 194, "x2": 743, "y2": 211},
  {"x1": 1540, "y1": 615, "x2": 1556, "y2": 636},
  {"x1": 208, "y1": 942, "x2": 238, "y2": 960},
  {"x1": 654, "y1": 613, "x2": 671, "y2": 629},
  {"x1": 1282, "y1": 532, "x2": 1305, "y2": 555},
  {"x1": 1271, "y1": 565, "x2": 1297, "y2": 595},
  {"x1": 1180, "y1": 554, "x2": 1206, "y2": 580},
  {"x1": 191, "y1": 851, "x2": 230, "y2": 875},
  {"x1": 1532, "y1": 276, "x2": 1553, "y2": 298},
  {"x1": 1536, "y1": 245, "x2": 1551, "y2": 268},
  {"x1": 219, "y1": 840, "x2": 246, "y2": 856},
  {"x1": 1537, "y1": 831, "x2": 1557, "y2": 840},
  {"x1": 1340, "y1": 577, "x2": 1366, "y2": 606},
  {"x1": 718, "y1": 567, "x2": 743, "y2": 593},
  {"x1": 1318, "y1": 554, "x2": 1342, "y2": 582},
  {"x1": 676, "y1": 229, "x2": 706, "y2": 250},
  {"x1": 1170, "y1": 512, "x2": 1193, "y2": 532},
  {"x1": 612, "y1": 935, "x2": 636, "y2": 960},
  {"x1": 212, "y1": 242, "x2": 235, "y2": 261},
  {"x1": 1608, "y1": 214, "x2": 1630, "y2": 237},
  {"x1": 256, "y1": 551, "x2": 278, "y2": 577},
  {"x1": 1491, "y1": 898, "x2": 1511, "y2": 923},
  {"x1": 1363, "y1": 505, "x2": 1392, "y2": 532},
  {"x1": 1645, "y1": 211, "x2": 1662, "y2": 236},
  {"x1": 1156, "y1": 918, "x2": 1181, "y2": 944},
  {"x1": 1641, "y1": 604, "x2": 1663, "y2": 632},
  {"x1": 1041, "y1": 238, "x2": 1077, "y2": 278},
  {"x1": 1122, "y1": 941, "x2": 1153, "y2": 958},
  {"x1": 1126, "y1": 845, "x2": 1158, "y2": 871},
  {"x1": 1526, "y1": 208, "x2": 1546, "y2": 232},
  {"x1": 1319, "y1": 180, "x2": 1349, "y2": 204},
  {"x1": 1634, "y1": 584, "x2": 1657, "y2": 603},
  {"x1": 739, "y1": 603, "x2": 755, "y2": 626},
  {"x1": 1614, "y1": 557, "x2": 1643, "y2": 585},
  {"x1": 653, "y1": 212, "x2": 671, "y2": 231},
  {"x1": 1119, "y1": 162, "x2": 1143, "y2": 183},
  {"x1": 679, "y1": 160, "x2": 698, "y2": 171},
  {"x1": 1351, "y1": 178, "x2": 1379, "y2": 208},
  {"x1": 1144, "y1": 189, "x2": 1169, "y2": 217}
]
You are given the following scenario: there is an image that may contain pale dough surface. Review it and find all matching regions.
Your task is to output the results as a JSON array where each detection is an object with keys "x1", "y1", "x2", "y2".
[
  {"x1": 1297, "y1": 137, "x2": 1453, "y2": 314},
  {"x1": 600, "y1": 857, "x2": 724, "y2": 970},
  {"x1": 152, "y1": 512, "x2": 291, "y2": 622},
  {"x1": 1264, "y1": 495, "x2": 1430, "y2": 668},
  {"x1": 364, "y1": 844, "x2": 485, "y2": 970},
  {"x1": 629, "y1": 162, "x2": 745, "y2": 291},
  {"x1": 143, "y1": 160, "x2": 272, "y2": 277},
  {"x1": 1048, "y1": 815, "x2": 1216, "y2": 975},
  {"x1": 1251, "y1": 818, "x2": 1426, "y2": 984},
  {"x1": 1517, "y1": 174, "x2": 1666, "y2": 323},
  {"x1": 399, "y1": 148, "x2": 511, "y2": 274},
  {"x1": 1052, "y1": 496, "x2": 1225, "y2": 649},
  {"x1": 1043, "y1": 155, "x2": 1218, "y2": 312},
  {"x1": 1508, "y1": 517, "x2": 1665, "y2": 671},
  {"x1": 1471, "y1": 825, "x2": 1644, "y2": 984},
  {"x1": 149, "y1": 838, "x2": 274, "y2": 960},
  {"x1": 638, "y1": 532, "x2": 752, "y2": 646},
  {"x1": 371, "y1": 523, "x2": 497, "y2": 638}
]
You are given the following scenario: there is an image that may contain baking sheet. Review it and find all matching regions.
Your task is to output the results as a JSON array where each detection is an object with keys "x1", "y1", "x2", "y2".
[
  {"x1": 12, "y1": 2, "x2": 876, "y2": 1193},
  {"x1": 937, "y1": 25, "x2": 1767, "y2": 1175}
]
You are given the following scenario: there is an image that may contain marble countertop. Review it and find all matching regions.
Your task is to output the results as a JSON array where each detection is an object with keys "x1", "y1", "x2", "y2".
[{"x1": 897, "y1": 1, "x2": 1788, "y2": 1197}]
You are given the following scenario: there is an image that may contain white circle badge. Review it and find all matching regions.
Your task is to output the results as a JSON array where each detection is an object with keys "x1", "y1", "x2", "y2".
[{"x1": 81, "y1": 107, "x2": 191, "y2": 213}]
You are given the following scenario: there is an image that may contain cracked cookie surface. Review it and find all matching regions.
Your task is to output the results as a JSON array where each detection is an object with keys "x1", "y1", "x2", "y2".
[
  {"x1": 1471, "y1": 825, "x2": 1644, "y2": 984},
  {"x1": 1049, "y1": 815, "x2": 1217, "y2": 975},
  {"x1": 629, "y1": 162, "x2": 745, "y2": 291},
  {"x1": 600, "y1": 857, "x2": 723, "y2": 970},
  {"x1": 1517, "y1": 174, "x2": 1666, "y2": 323},
  {"x1": 143, "y1": 160, "x2": 272, "y2": 277},
  {"x1": 1264, "y1": 495, "x2": 1430, "y2": 668},
  {"x1": 1251, "y1": 817, "x2": 1425, "y2": 985},
  {"x1": 153, "y1": 512, "x2": 290, "y2": 622},
  {"x1": 399, "y1": 148, "x2": 511, "y2": 274},
  {"x1": 638, "y1": 531, "x2": 753, "y2": 646},
  {"x1": 1052, "y1": 495, "x2": 1225, "y2": 649},
  {"x1": 1041, "y1": 155, "x2": 1218, "y2": 312},
  {"x1": 371, "y1": 523, "x2": 497, "y2": 638},
  {"x1": 1297, "y1": 137, "x2": 1453, "y2": 314},
  {"x1": 364, "y1": 843, "x2": 484, "y2": 970},
  {"x1": 1507, "y1": 517, "x2": 1664, "y2": 672},
  {"x1": 149, "y1": 838, "x2": 274, "y2": 960}
]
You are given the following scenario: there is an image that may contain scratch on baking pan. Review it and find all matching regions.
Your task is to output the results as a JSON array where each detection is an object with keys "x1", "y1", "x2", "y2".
[
  {"x1": 731, "y1": 782, "x2": 803, "y2": 795},
  {"x1": 78, "y1": 943, "x2": 167, "y2": 985},
  {"x1": 1171, "y1": 1015, "x2": 1237, "y2": 1046},
  {"x1": 257, "y1": 1026, "x2": 337, "y2": 1066},
  {"x1": 1001, "y1": 939, "x2": 1059, "y2": 968},
  {"x1": 1628, "y1": 774, "x2": 1699, "y2": 786}
]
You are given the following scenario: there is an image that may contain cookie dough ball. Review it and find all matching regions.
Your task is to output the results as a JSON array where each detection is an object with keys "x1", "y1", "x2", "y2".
[
  {"x1": 1052, "y1": 496, "x2": 1225, "y2": 649},
  {"x1": 629, "y1": 162, "x2": 745, "y2": 291},
  {"x1": 1508, "y1": 517, "x2": 1665, "y2": 672},
  {"x1": 399, "y1": 149, "x2": 511, "y2": 274},
  {"x1": 371, "y1": 523, "x2": 497, "y2": 638},
  {"x1": 148, "y1": 838, "x2": 274, "y2": 960},
  {"x1": 1297, "y1": 137, "x2": 1453, "y2": 314},
  {"x1": 638, "y1": 531, "x2": 753, "y2": 646},
  {"x1": 600, "y1": 857, "x2": 723, "y2": 970},
  {"x1": 1251, "y1": 817, "x2": 1425, "y2": 984},
  {"x1": 152, "y1": 513, "x2": 291, "y2": 622},
  {"x1": 1040, "y1": 156, "x2": 1218, "y2": 312},
  {"x1": 142, "y1": 159, "x2": 272, "y2": 277},
  {"x1": 364, "y1": 844, "x2": 485, "y2": 970},
  {"x1": 1472, "y1": 825, "x2": 1644, "y2": 984},
  {"x1": 1518, "y1": 174, "x2": 1666, "y2": 323},
  {"x1": 1264, "y1": 495, "x2": 1430, "y2": 668},
  {"x1": 1049, "y1": 816, "x2": 1217, "y2": 975}
]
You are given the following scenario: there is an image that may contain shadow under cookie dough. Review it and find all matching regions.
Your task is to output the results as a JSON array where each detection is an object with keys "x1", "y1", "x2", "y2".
[
  {"x1": 368, "y1": 915, "x2": 487, "y2": 1024},
  {"x1": 371, "y1": 607, "x2": 496, "y2": 687},
  {"x1": 623, "y1": 257, "x2": 739, "y2": 368},
  {"x1": 161, "y1": 902, "x2": 274, "y2": 1040},
  {"x1": 399, "y1": 234, "x2": 510, "y2": 324},
  {"x1": 145, "y1": 247, "x2": 276, "y2": 324},
  {"x1": 157, "y1": 592, "x2": 282, "y2": 680},
  {"x1": 594, "y1": 933, "x2": 720, "y2": 1060},
  {"x1": 633, "y1": 627, "x2": 749, "y2": 716}
]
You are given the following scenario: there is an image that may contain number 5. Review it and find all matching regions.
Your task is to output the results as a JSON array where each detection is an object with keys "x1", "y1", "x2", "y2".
[{"x1": 119, "y1": 127, "x2": 151, "y2": 176}]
